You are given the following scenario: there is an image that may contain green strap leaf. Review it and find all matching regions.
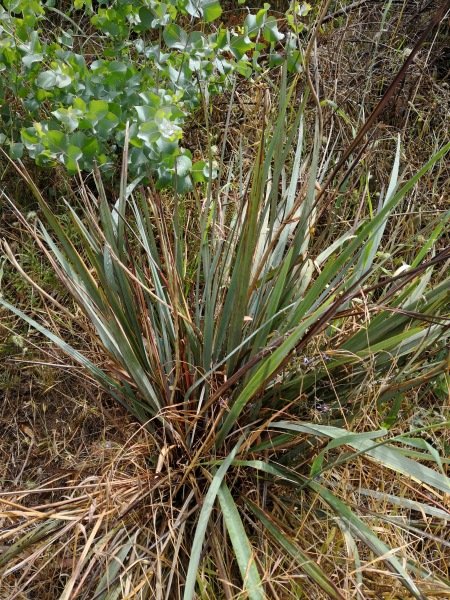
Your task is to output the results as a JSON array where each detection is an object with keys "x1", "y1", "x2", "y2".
[
  {"x1": 217, "y1": 483, "x2": 264, "y2": 600},
  {"x1": 183, "y1": 437, "x2": 244, "y2": 600},
  {"x1": 309, "y1": 482, "x2": 425, "y2": 600},
  {"x1": 272, "y1": 422, "x2": 450, "y2": 494},
  {"x1": 248, "y1": 501, "x2": 344, "y2": 599}
]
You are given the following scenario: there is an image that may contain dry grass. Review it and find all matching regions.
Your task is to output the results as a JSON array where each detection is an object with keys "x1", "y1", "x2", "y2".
[{"x1": 1, "y1": 387, "x2": 449, "y2": 598}]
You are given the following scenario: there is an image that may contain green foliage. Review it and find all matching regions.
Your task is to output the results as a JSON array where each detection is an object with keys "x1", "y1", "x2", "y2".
[
  {"x1": 0, "y1": 0, "x2": 310, "y2": 186},
  {"x1": 3, "y1": 65, "x2": 450, "y2": 597}
]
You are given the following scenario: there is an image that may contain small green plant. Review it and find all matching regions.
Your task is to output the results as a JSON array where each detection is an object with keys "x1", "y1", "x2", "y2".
[
  {"x1": 0, "y1": 0, "x2": 309, "y2": 187},
  {"x1": 2, "y1": 65, "x2": 450, "y2": 597}
]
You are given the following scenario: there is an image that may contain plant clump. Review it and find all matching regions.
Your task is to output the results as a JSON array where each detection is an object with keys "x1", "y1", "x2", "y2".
[{"x1": 1, "y1": 1, "x2": 449, "y2": 599}]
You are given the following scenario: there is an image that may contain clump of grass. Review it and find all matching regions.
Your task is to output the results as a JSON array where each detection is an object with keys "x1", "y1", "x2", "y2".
[{"x1": 1, "y1": 59, "x2": 450, "y2": 600}]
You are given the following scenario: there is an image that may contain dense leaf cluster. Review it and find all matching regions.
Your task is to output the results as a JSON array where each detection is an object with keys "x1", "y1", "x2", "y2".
[{"x1": 0, "y1": 0, "x2": 310, "y2": 187}]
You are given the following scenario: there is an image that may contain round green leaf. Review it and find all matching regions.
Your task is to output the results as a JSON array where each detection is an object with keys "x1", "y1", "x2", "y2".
[
  {"x1": 36, "y1": 70, "x2": 57, "y2": 90},
  {"x1": 175, "y1": 154, "x2": 192, "y2": 177},
  {"x1": 203, "y1": 1, "x2": 223, "y2": 23}
]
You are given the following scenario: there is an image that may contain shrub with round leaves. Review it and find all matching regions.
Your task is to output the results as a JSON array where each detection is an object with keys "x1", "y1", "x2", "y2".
[{"x1": 0, "y1": 0, "x2": 311, "y2": 188}]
